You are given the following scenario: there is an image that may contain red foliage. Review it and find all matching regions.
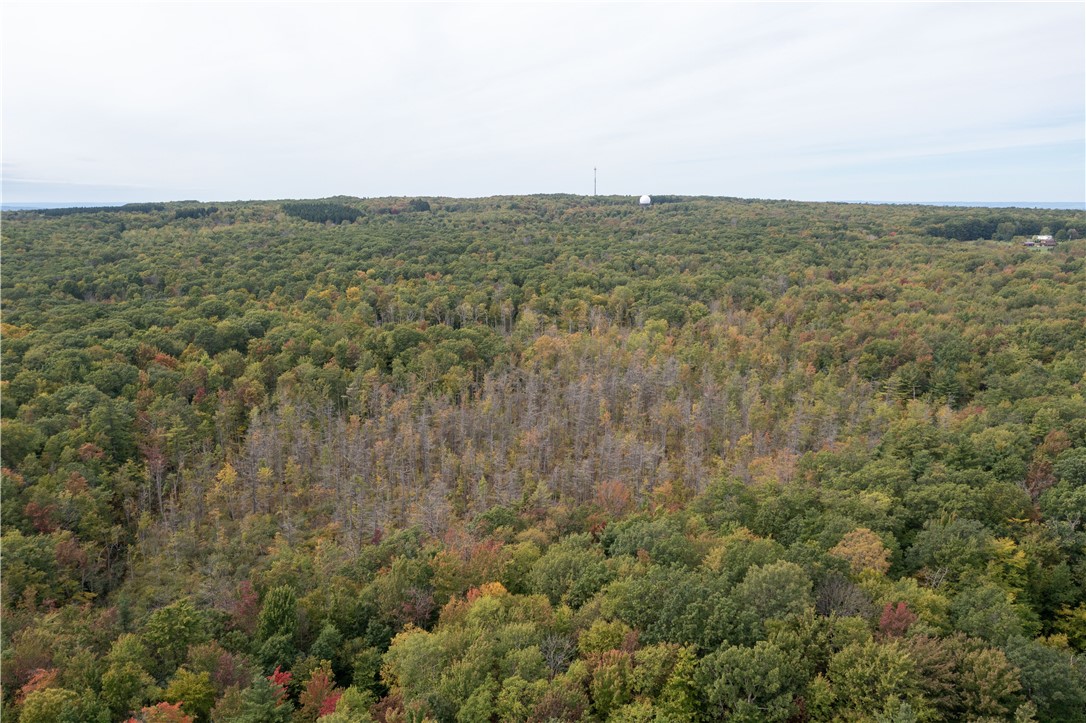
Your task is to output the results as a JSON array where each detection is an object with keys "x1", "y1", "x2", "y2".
[
  {"x1": 54, "y1": 536, "x2": 89, "y2": 571},
  {"x1": 269, "y1": 665, "x2": 293, "y2": 704},
  {"x1": 397, "y1": 587, "x2": 435, "y2": 627},
  {"x1": 24, "y1": 501, "x2": 58, "y2": 533},
  {"x1": 65, "y1": 471, "x2": 89, "y2": 494},
  {"x1": 879, "y1": 601, "x2": 918, "y2": 638},
  {"x1": 320, "y1": 691, "x2": 343, "y2": 716},
  {"x1": 213, "y1": 649, "x2": 249, "y2": 691},
  {"x1": 231, "y1": 580, "x2": 260, "y2": 635},
  {"x1": 299, "y1": 664, "x2": 341, "y2": 720},
  {"x1": 372, "y1": 692, "x2": 404, "y2": 723},
  {"x1": 151, "y1": 352, "x2": 179, "y2": 369},
  {"x1": 78, "y1": 442, "x2": 106, "y2": 461}
]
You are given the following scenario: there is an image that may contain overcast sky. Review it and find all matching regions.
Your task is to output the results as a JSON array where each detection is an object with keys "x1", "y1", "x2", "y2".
[{"x1": 3, "y1": 1, "x2": 1084, "y2": 204}]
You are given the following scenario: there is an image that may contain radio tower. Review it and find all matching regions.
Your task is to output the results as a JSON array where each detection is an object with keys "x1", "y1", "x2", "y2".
[{"x1": 594, "y1": 167, "x2": 597, "y2": 196}]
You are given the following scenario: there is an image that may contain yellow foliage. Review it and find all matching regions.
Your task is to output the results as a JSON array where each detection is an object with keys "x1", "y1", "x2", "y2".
[
  {"x1": 206, "y1": 463, "x2": 239, "y2": 513},
  {"x1": 215, "y1": 462, "x2": 238, "y2": 489},
  {"x1": 1055, "y1": 604, "x2": 1086, "y2": 651},
  {"x1": 0, "y1": 322, "x2": 31, "y2": 339},
  {"x1": 829, "y1": 527, "x2": 891, "y2": 576}
]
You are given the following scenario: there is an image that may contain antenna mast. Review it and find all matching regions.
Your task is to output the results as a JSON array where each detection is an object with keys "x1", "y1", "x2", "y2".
[{"x1": 594, "y1": 167, "x2": 597, "y2": 196}]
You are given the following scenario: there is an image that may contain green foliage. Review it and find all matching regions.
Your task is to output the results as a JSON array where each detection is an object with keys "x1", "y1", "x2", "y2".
[
  {"x1": 309, "y1": 622, "x2": 344, "y2": 673},
  {"x1": 729, "y1": 560, "x2": 813, "y2": 643},
  {"x1": 236, "y1": 674, "x2": 293, "y2": 723},
  {"x1": 826, "y1": 639, "x2": 924, "y2": 720},
  {"x1": 316, "y1": 685, "x2": 375, "y2": 722},
  {"x1": 18, "y1": 687, "x2": 103, "y2": 723},
  {"x1": 101, "y1": 661, "x2": 159, "y2": 719},
  {"x1": 528, "y1": 534, "x2": 613, "y2": 607},
  {"x1": 952, "y1": 583, "x2": 1039, "y2": 645},
  {"x1": 907, "y1": 517, "x2": 993, "y2": 588},
  {"x1": 257, "y1": 634, "x2": 297, "y2": 674},
  {"x1": 142, "y1": 599, "x2": 208, "y2": 680},
  {"x1": 578, "y1": 619, "x2": 632, "y2": 656},
  {"x1": 281, "y1": 201, "x2": 362, "y2": 224},
  {"x1": 2, "y1": 196, "x2": 1084, "y2": 720},
  {"x1": 602, "y1": 514, "x2": 700, "y2": 567},
  {"x1": 0, "y1": 529, "x2": 64, "y2": 608},
  {"x1": 1054, "y1": 447, "x2": 1086, "y2": 486},
  {"x1": 257, "y1": 586, "x2": 298, "y2": 644},
  {"x1": 696, "y1": 640, "x2": 802, "y2": 722},
  {"x1": 601, "y1": 565, "x2": 731, "y2": 650},
  {"x1": 164, "y1": 668, "x2": 215, "y2": 723},
  {"x1": 959, "y1": 647, "x2": 1024, "y2": 719},
  {"x1": 1004, "y1": 636, "x2": 1086, "y2": 722},
  {"x1": 589, "y1": 650, "x2": 634, "y2": 718}
]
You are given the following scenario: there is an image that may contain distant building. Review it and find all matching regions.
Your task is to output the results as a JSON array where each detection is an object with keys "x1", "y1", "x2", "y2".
[
  {"x1": 1024, "y1": 237, "x2": 1056, "y2": 250},
  {"x1": 639, "y1": 195, "x2": 652, "y2": 206}
]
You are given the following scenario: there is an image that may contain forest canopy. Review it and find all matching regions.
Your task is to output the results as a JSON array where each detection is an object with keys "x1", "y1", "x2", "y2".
[{"x1": 2, "y1": 195, "x2": 1085, "y2": 722}]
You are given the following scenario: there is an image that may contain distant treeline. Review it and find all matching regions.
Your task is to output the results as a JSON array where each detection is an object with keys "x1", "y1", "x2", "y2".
[
  {"x1": 174, "y1": 206, "x2": 218, "y2": 220},
  {"x1": 926, "y1": 215, "x2": 1079, "y2": 241},
  {"x1": 282, "y1": 201, "x2": 363, "y2": 224},
  {"x1": 34, "y1": 202, "x2": 167, "y2": 217}
]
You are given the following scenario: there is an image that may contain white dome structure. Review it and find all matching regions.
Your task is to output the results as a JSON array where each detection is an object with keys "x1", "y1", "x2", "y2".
[{"x1": 639, "y1": 195, "x2": 652, "y2": 206}]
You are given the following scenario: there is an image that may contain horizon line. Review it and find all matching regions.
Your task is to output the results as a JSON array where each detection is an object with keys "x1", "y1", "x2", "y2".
[{"x1": 3, "y1": 197, "x2": 1085, "y2": 211}]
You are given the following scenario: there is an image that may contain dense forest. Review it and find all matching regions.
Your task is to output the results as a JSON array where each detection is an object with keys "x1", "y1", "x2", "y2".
[{"x1": 2, "y1": 195, "x2": 1085, "y2": 722}]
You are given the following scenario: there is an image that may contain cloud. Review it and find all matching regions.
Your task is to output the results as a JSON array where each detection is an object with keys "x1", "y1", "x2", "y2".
[{"x1": 2, "y1": 2, "x2": 1083, "y2": 202}]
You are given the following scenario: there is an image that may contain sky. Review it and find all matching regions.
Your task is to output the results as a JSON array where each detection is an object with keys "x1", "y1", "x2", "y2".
[{"x1": 2, "y1": 1, "x2": 1084, "y2": 205}]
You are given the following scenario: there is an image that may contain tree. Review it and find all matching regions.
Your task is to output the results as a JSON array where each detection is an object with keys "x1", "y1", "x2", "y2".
[
  {"x1": 18, "y1": 687, "x2": 92, "y2": 723},
  {"x1": 907, "y1": 517, "x2": 993, "y2": 589},
  {"x1": 1004, "y1": 636, "x2": 1086, "y2": 722},
  {"x1": 236, "y1": 672, "x2": 293, "y2": 723},
  {"x1": 696, "y1": 641, "x2": 802, "y2": 722},
  {"x1": 830, "y1": 527, "x2": 891, "y2": 576},
  {"x1": 528, "y1": 534, "x2": 613, "y2": 607},
  {"x1": 142, "y1": 600, "x2": 208, "y2": 680},
  {"x1": 958, "y1": 647, "x2": 1023, "y2": 719},
  {"x1": 878, "y1": 602, "x2": 918, "y2": 638},
  {"x1": 128, "y1": 701, "x2": 194, "y2": 723},
  {"x1": 101, "y1": 662, "x2": 158, "y2": 720},
  {"x1": 163, "y1": 668, "x2": 215, "y2": 723},
  {"x1": 826, "y1": 639, "x2": 925, "y2": 720},
  {"x1": 313, "y1": 686, "x2": 375, "y2": 723},
  {"x1": 256, "y1": 586, "x2": 298, "y2": 644},
  {"x1": 578, "y1": 620, "x2": 633, "y2": 656},
  {"x1": 729, "y1": 560, "x2": 813, "y2": 643},
  {"x1": 994, "y1": 222, "x2": 1017, "y2": 241},
  {"x1": 952, "y1": 584, "x2": 1037, "y2": 645},
  {"x1": 297, "y1": 660, "x2": 341, "y2": 723}
]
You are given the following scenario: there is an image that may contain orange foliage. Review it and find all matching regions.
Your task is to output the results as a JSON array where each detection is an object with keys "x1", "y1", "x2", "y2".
[
  {"x1": 17, "y1": 668, "x2": 58, "y2": 703},
  {"x1": 594, "y1": 480, "x2": 633, "y2": 519}
]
